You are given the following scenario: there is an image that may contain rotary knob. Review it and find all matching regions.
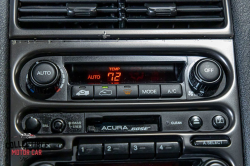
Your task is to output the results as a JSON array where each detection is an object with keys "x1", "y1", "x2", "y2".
[
  {"x1": 27, "y1": 61, "x2": 61, "y2": 99},
  {"x1": 189, "y1": 59, "x2": 223, "y2": 97},
  {"x1": 203, "y1": 160, "x2": 228, "y2": 166},
  {"x1": 25, "y1": 117, "x2": 41, "y2": 134}
]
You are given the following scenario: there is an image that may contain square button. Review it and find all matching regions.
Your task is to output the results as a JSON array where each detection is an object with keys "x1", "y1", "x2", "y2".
[
  {"x1": 156, "y1": 142, "x2": 180, "y2": 158},
  {"x1": 161, "y1": 84, "x2": 182, "y2": 98},
  {"x1": 104, "y1": 143, "x2": 129, "y2": 159},
  {"x1": 139, "y1": 85, "x2": 160, "y2": 98},
  {"x1": 72, "y1": 86, "x2": 93, "y2": 99},
  {"x1": 130, "y1": 142, "x2": 155, "y2": 159},
  {"x1": 77, "y1": 144, "x2": 102, "y2": 160},
  {"x1": 117, "y1": 85, "x2": 138, "y2": 98},
  {"x1": 94, "y1": 86, "x2": 116, "y2": 99}
]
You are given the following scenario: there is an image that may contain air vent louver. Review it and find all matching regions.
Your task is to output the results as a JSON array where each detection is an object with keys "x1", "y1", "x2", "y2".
[{"x1": 18, "y1": 0, "x2": 225, "y2": 29}]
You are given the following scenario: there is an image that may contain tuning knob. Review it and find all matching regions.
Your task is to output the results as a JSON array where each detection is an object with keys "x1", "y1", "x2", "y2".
[
  {"x1": 26, "y1": 61, "x2": 61, "y2": 99},
  {"x1": 189, "y1": 59, "x2": 223, "y2": 97}
]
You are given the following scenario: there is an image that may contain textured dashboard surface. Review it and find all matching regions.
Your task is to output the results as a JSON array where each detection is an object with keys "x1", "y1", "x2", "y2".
[
  {"x1": 0, "y1": 0, "x2": 9, "y2": 165},
  {"x1": 231, "y1": 0, "x2": 250, "y2": 166}
]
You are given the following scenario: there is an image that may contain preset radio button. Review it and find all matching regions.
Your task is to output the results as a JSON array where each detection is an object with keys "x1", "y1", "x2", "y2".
[
  {"x1": 130, "y1": 142, "x2": 155, "y2": 159},
  {"x1": 104, "y1": 143, "x2": 129, "y2": 159},
  {"x1": 156, "y1": 142, "x2": 181, "y2": 158},
  {"x1": 77, "y1": 144, "x2": 103, "y2": 160}
]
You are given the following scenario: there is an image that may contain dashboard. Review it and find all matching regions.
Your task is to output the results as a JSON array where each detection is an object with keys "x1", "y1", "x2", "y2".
[{"x1": 0, "y1": 0, "x2": 250, "y2": 165}]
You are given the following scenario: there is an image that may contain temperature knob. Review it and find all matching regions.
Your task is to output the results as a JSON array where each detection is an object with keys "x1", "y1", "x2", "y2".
[
  {"x1": 189, "y1": 59, "x2": 223, "y2": 97},
  {"x1": 27, "y1": 61, "x2": 61, "y2": 99}
]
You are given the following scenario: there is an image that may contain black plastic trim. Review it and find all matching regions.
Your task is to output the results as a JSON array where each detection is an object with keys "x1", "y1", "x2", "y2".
[{"x1": 9, "y1": 0, "x2": 233, "y2": 39}]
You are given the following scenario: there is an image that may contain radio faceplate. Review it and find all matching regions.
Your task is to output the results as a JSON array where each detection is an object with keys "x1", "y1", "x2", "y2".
[{"x1": 21, "y1": 111, "x2": 229, "y2": 135}]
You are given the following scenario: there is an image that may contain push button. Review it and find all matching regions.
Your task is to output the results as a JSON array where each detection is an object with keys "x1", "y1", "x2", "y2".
[
  {"x1": 72, "y1": 86, "x2": 93, "y2": 99},
  {"x1": 139, "y1": 85, "x2": 160, "y2": 98},
  {"x1": 161, "y1": 84, "x2": 182, "y2": 97},
  {"x1": 156, "y1": 142, "x2": 180, "y2": 158},
  {"x1": 94, "y1": 86, "x2": 116, "y2": 98},
  {"x1": 189, "y1": 116, "x2": 203, "y2": 130},
  {"x1": 77, "y1": 144, "x2": 102, "y2": 160},
  {"x1": 51, "y1": 119, "x2": 66, "y2": 133},
  {"x1": 197, "y1": 60, "x2": 221, "y2": 82},
  {"x1": 31, "y1": 62, "x2": 57, "y2": 85},
  {"x1": 193, "y1": 140, "x2": 230, "y2": 147},
  {"x1": 104, "y1": 143, "x2": 129, "y2": 159},
  {"x1": 130, "y1": 142, "x2": 155, "y2": 159},
  {"x1": 25, "y1": 117, "x2": 41, "y2": 134},
  {"x1": 117, "y1": 85, "x2": 138, "y2": 98},
  {"x1": 212, "y1": 115, "x2": 226, "y2": 129}
]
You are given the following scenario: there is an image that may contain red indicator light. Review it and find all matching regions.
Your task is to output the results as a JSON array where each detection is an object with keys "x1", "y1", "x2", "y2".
[
  {"x1": 130, "y1": 72, "x2": 144, "y2": 81},
  {"x1": 88, "y1": 75, "x2": 101, "y2": 80}
]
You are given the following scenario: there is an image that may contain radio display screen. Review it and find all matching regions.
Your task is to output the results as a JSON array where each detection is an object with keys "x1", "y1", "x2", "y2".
[{"x1": 65, "y1": 63, "x2": 184, "y2": 85}]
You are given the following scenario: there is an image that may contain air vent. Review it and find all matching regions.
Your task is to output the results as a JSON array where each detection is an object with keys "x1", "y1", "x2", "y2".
[{"x1": 18, "y1": 0, "x2": 225, "y2": 29}]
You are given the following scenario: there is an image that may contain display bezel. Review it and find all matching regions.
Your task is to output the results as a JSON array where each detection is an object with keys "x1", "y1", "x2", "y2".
[{"x1": 65, "y1": 62, "x2": 185, "y2": 85}]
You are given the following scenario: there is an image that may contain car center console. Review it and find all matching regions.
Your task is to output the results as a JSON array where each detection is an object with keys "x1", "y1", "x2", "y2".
[
  {"x1": 9, "y1": 40, "x2": 243, "y2": 166},
  {"x1": 9, "y1": 0, "x2": 243, "y2": 166}
]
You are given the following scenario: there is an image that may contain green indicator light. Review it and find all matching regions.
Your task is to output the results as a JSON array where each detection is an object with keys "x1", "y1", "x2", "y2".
[{"x1": 102, "y1": 86, "x2": 109, "y2": 89}]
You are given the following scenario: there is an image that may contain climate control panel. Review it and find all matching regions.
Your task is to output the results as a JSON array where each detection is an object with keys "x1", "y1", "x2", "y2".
[{"x1": 18, "y1": 56, "x2": 227, "y2": 101}]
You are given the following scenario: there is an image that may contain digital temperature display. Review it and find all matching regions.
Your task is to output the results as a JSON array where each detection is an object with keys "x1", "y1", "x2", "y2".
[{"x1": 65, "y1": 63, "x2": 183, "y2": 85}]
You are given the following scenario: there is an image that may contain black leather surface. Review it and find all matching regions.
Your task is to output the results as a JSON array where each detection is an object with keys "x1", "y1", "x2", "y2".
[
  {"x1": 231, "y1": 0, "x2": 250, "y2": 166},
  {"x1": 0, "y1": 0, "x2": 9, "y2": 165}
]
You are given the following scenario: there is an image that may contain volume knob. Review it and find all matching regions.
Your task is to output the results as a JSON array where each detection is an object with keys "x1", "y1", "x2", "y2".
[
  {"x1": 27, "y1": 61, "x2": 61, "y2": 99},
  {"x1": 189, "y1": 59, "x2": 223, "y2": 97},
  {"x1": 25, "y1": 117, "x2": 41, "y2": 134}
]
